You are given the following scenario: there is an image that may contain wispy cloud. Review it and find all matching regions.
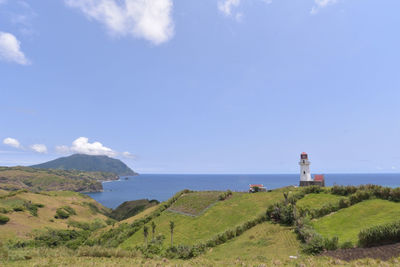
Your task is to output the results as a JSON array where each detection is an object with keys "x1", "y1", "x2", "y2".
[
  {"x1": 56, "y1": 137, "x2": 135, "y2": 159},
  {"x1": 311, "y1": 0, "x2": 338, "y2": 15},
  {"x1": 218, "y1": 0, "x2": 240, "y2": 16},
  {"x1": 3, "y1": 137, "x2": 21, "y2": 148},
  {"x1": 0, "y1": 32, "x2": 30, "y2": 65},
  {"x1": 30, "y1": 144, "x2": 47, "y2": 154},
  {"x1": 65, "y1": 0, "x2": 174, "y2": 45}
]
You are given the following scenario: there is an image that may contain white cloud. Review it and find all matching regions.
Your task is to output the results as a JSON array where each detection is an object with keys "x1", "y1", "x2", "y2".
[
  {"x1": 3, "y1": 137, "x2": 21, "y2": 148},
  {"x1": 0, "y1": 32, "x2": 30, "y2": 65},
  {"x1": 122, "y1": 151, "x2": 135, "y2": 159},
  {"x1": 55, "y1": 145, "x2": 71, "y2": 154},
  {"x1": 311, "y1": 0, "x2": 338, "y2": 14},
  {"x1": 218, "y1": 0, "x2": 240, "y2": 16},
  {"x1": 70, "y1": 137, "x2": 117, "y2": 157},
  {"x1": 30, "y1": 144, "x2": 47, "y2": 154},
  {"x1": 65, "y1": 0, "x2": 174, "y2": 45}
]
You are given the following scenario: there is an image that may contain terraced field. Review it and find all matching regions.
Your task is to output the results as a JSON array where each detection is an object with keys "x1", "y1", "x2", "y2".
[
  {"x1": 120, "y1": 190, "x2": 292, "y2": 249},
  {"x1": 168, "y1": 191, "x2": 221, "y2": 216},
  {"x1": 312, "y1": 199, "x2": 400, "y2": 245}
]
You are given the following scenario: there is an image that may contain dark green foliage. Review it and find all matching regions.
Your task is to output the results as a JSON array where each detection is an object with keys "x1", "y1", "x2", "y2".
[
  {"x1": 110, "y1": 199, "x2": 159, "y2": 221},
  {"x1": 340, "y1": 241, "x2": 354, "y2": 249},
  {"x1": 302, "y1": 185, "x2": 323, "y2": 194},
  {"x1": 349, "y1": 190, "x2": 371, "y2": 205},
  {"x1": 33, "y1": 229, "x2": 90, "y2": 249},
  {"x1": 31, "y1": 154, "x2": 137, "y2": 176},
  {"x1": 55, "y1": 206, "x2": 76, "y2": 219},
  {"x1": 295, "y1": 216, "x2": 338, "y2": 254},
  {"x1": 67, "y1": 219, "x2": 107, "y2": 231},
  {"x1": 331, "y1": 185, "x2": 358, "y2": 196},
  {"x1": 358, "y1": 220, "x2": 400, "y2": 247},
  {"x1": 266, "y1": 202, "x2": 295, "y2": 225},
  {"x1": 23, "y1": 202, "x2": 44, "y2": 217},
  {"x1": 218, "y1": 190, "x2": 233, "y2": 201},
  {"x1": 0, "y1": 207, "x2": 9, "y2": 214},
  {"x1": 13, "y1": 206, "x2": 24, "y2": 212},
  {"x1": 0, "y1": 214, "x2": 10, "y2": 224}
]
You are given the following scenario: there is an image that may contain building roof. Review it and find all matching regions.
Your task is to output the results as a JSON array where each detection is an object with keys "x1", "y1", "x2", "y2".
[
  {"x1": 301, "y1": 152, "x2": 307, "y2": 155},
  {"x1": 314, "y1": 174, "x2": 324, "y2": 181},
  {"x1": 249, "y1": 184, "x2": 264, "y2": 188}
]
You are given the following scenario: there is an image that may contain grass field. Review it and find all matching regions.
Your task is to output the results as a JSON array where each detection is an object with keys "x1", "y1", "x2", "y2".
[
  {"x1": 120, "y1": 190, "x2": 292, "y2": 249},
  {"x1": 296, "y1": 193, "x2": 345, "y2": 210},
  {"x1": 312, "y1": 199, "x2": 400, "y2": 245},
  {"x1": 2, "y1": 247, "x2": 400, "y2": 266},
  {"x1": 202, "y1": 221, "x2": 300, "y2": 262},
  {"x1": 168, "y1": 191, "x2": 221, "y2": 216},
  {"x1": 0, "y1": 191, "x2": 110, "y2": 239}
]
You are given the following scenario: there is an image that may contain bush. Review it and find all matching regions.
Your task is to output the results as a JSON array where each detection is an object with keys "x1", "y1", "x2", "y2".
[
  {"x1": 55, "y1": 206, "x2": 76, "y2": 219},
  {"x1": 340, "y1": 241, "x2": 354, "y2": 249},
  {"x1": 0, "y1": 215, "x2": 10, "y2": 225},
  {"x1": 55, "y1": 208, "x2": 70, "y2": 219},
  {"x1": 358, "y1": 220, "x2": 400, "y2": 247}
]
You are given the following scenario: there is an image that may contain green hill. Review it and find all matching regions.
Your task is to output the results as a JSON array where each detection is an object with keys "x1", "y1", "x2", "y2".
[
  {"x1": 110, "y1": 199, "x2": 159, "y2": 221},
  {"x1": 0, "y1": 166, "x2": 117, "y2": 192},
  {"x1": 0, "y1": 190, "x2": 112, "y2": 240},
  {"x1": 31, "y1": 154, "x2": 138, "y2": 176},
  {"x1": 312, "y1": 199, "x2": 400, "y2": 245}
]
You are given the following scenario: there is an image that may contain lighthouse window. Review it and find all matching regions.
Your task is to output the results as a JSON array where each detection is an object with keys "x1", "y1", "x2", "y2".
[
  {"x1": 303, "y1": 160, "x2": 305, "y2": 163},
  {"x1": 303, "y1": 171, "x2": 305, "y2": 174}
]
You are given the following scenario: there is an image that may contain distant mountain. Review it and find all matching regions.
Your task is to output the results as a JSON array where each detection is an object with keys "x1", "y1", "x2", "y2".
[{"x1": 31, "y1": 154, "x2": 138, "y2": 176}]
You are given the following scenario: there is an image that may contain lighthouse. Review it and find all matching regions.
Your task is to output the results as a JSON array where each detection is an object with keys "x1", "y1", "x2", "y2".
[
  {"x1": 299, "y1": 152, "x2": 325, "y2": 187},
  {"x1": 299, "y1": 152, "x2": 312, "y2": 182}
]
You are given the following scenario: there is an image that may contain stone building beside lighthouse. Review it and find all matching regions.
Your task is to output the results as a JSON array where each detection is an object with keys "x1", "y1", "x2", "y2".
[{"x1": 299, "y1": 152, "x2": 325, "y2": 187}]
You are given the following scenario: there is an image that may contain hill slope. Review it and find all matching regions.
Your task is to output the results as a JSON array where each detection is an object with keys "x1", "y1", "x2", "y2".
[
  {"x1": 0, "y1": 190, "x2": 111, "y2": 239},
  {"x1": 0, "y1": 166, "x2": 117, "y2": 192},
  {"x1": 31, "y1": 154, "x2": 137, "y2": 176}
]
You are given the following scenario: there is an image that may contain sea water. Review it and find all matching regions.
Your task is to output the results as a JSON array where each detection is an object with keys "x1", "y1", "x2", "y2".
[{"x1": 86, "y1": 173, "x2": 400, "y2": 208}]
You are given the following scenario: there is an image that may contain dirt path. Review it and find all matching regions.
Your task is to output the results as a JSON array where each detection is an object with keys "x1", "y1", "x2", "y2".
[{"x1": 322, "y1": 243, "x2": 400, "y2": 261}]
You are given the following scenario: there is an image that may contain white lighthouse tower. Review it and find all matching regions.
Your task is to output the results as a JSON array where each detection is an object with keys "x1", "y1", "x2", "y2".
[{"x1": 299, "y1": 152, "x2": 312, "y2": 183}]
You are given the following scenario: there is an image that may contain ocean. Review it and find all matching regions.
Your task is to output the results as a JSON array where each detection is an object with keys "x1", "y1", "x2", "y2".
[{"x1": 86, "y1": 173, "x2": 400, "y2": 209}]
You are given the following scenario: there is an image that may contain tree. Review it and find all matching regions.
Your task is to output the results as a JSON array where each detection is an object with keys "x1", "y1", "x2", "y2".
[
  {"x1": 169, "y1": 221, "x2": 175, "y2": 247},
  {"x1": 151, "y1": 221, "x2": 156, "y2": 241},
  {"x1": 143, "y1": 226, "x2": 149, "y2": 246}
]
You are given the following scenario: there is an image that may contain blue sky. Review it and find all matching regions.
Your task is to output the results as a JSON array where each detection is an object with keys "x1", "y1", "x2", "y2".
[{"x1": 1, "y1": 0, "x2": 399, "y2": 174}]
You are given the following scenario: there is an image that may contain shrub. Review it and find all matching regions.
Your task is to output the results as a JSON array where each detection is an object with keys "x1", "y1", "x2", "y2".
[
  {"x1": 55, "y1": 208, "x2": 70, "y2": 219},
  {"x1": 13, "y1": 206, "x2": 24, "y2": 212},
  {"x1": 0, "y1": 215, "x2": 10, "y2": 225},
  {"x1": 338, "y1": 198, "x2": 350, "y2": 209},
  {"x1": 340, "y1": 241, "x2": 354, "y2": 249},
  {"x1": 358, "y1": 220, "x2": 400, "y2": 247},
  {"x1": 55, "y1": 206, "x2": 76, "y2": 219}
]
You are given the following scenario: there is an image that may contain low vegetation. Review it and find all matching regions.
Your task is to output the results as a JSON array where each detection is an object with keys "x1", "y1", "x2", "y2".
[{"x1": 0, "y1": 166, "x2": 117, "y2": 192}]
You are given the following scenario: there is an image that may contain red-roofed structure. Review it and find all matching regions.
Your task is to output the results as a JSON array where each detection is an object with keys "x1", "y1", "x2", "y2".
[{"x1": 249, "y1": 184, "x2": 267, "y2": 193}]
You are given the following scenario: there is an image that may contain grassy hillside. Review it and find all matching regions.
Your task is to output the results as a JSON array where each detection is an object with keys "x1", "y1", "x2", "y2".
[
  {"x1": 202, "y1": 222, "x2": 299, "y2": 262},
  {"x1": 110, "y1": 199, "x2": 159, "y2": 221},
  {"x1": 31, "y1": 154, "x2": 137, "y2": 176},
  {"x1": 120, "y1": 189, "x2": 291, "y2": 249},
  {"x1": 0, "y1": 190, "x2": 111, "y2": 239},
  {"x1": 296, "y1": 193, "x2": 345, "y2": 210},
  {"x1": 312, "y1": 199, "x2": 400, "y2": 245},
  {"x1": 0, "y1": 166, "x2": 117, "y2": 192}
]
